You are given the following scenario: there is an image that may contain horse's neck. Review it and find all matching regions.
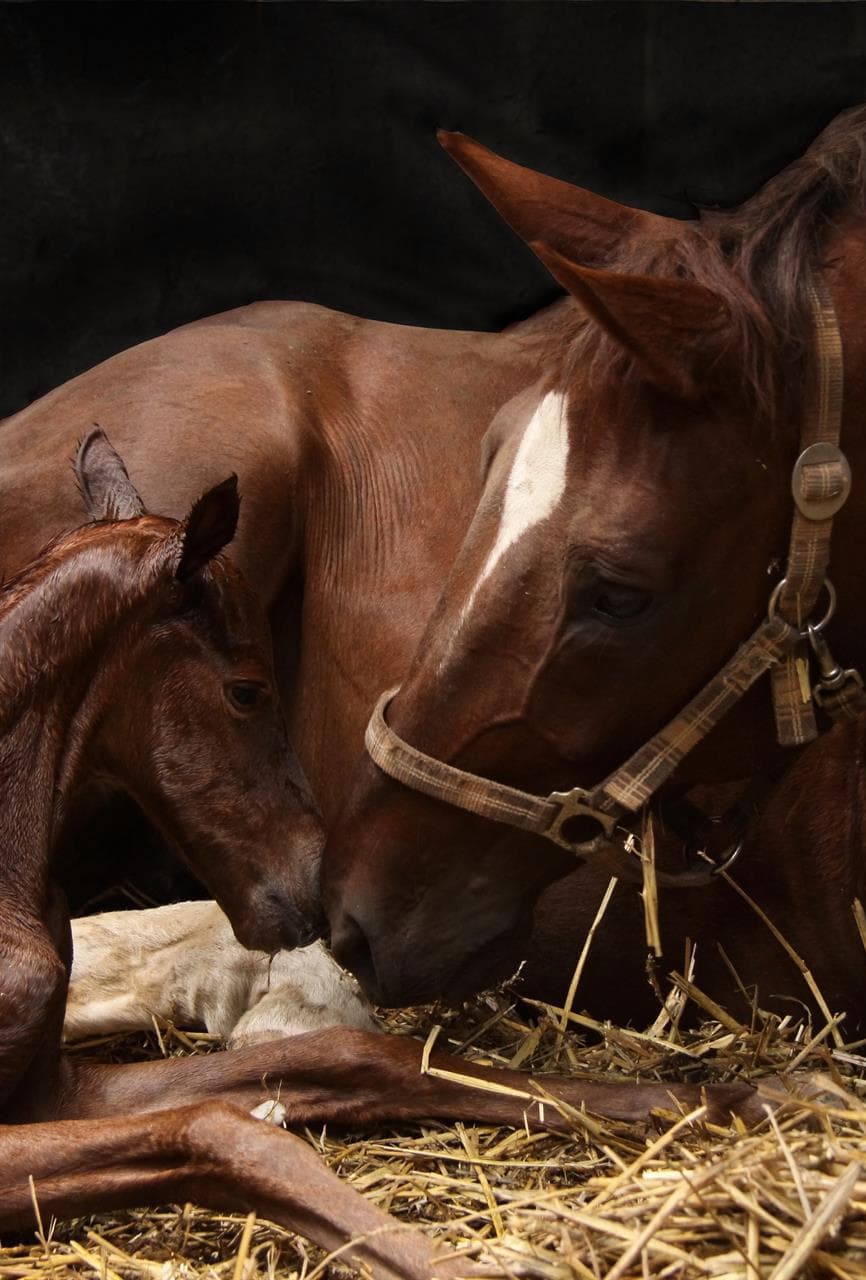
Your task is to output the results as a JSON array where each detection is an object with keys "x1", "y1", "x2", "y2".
[
  {"x1": 0, "y1": 539, "x2": 153, "y2": 896},
  {"x1": 291, "y1": 313, "x2": 566, "y2": 792},
  {"x1": 303, "y1": 313, "x2": 564, "y2": 597}
]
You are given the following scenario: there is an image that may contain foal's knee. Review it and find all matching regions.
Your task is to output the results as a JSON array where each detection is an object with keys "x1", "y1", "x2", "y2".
[{"x1": 175, "y1": 1098, "x2": 264, "y2": 1163}]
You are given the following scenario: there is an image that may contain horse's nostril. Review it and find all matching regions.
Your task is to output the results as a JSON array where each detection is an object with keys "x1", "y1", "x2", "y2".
[{"x1": 330, "y1": 915, "x2": 378, "y2": 995}]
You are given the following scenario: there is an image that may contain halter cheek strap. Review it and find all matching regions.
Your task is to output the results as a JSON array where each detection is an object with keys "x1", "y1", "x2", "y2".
[
  {"x1": 770, "y1": 277, "x2": 853, "y2": 745},
  {"x1": 365, "y1": 275, "x2": 861, "y2": 882}
]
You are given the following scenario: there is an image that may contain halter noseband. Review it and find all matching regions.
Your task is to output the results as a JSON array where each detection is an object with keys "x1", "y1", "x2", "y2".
[{"x1": 365, "y1": 277, "x2": 862, "y2": 887}]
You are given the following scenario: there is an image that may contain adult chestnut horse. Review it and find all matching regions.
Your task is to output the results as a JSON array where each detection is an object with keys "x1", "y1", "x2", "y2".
[
  {"x1": 323, "y1": 109, "x2": 866, "y2": 1022},
  {"x1": 3, "y1": 106, "x2": 866, "y2": 1029},
  {"x1": 1, "y1": 433, "x2": 758, "y2": 1274}
]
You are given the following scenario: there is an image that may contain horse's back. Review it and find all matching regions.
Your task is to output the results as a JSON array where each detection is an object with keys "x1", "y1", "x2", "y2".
[
  {"x1": 0, "y1": 304, "x2": 362, "y2": 609},
  {"x1": 0, "y1": 299, "x2": 514, "y2": 599}
]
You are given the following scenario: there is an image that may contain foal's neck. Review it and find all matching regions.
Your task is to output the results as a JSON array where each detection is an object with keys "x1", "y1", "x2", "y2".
[{"x1": 0, "y1": 524, "x2": 164, "y2": 902}]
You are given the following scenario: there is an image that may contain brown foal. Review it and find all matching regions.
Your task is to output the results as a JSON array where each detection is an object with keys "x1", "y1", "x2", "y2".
[{"x1": 0, "y1": 432, "x2": 761, "y2": 1277}]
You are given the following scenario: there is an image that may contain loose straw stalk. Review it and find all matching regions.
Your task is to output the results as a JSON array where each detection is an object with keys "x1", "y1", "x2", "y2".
[{"x1": 640, "y1": 812, "x2": 662, "y2": 959}]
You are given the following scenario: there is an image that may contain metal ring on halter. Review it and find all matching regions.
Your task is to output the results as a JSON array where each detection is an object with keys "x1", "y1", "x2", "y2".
[
  {"x1": 711, "y1": 841, "x2": 742, "y2": 877},
  {"x1": 767, "y1": 576, "x2": 836, "y2": 633}
]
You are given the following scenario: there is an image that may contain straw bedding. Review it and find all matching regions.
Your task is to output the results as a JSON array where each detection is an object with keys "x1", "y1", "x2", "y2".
[{"x1": 4, "y1": 963, "x2": 866, "y2": 1280}]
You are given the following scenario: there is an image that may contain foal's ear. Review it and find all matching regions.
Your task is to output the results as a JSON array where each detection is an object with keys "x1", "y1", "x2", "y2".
[
  {"x1": 438, "y1": 131, "x2": 683, "y2": 264},
  {"x1": 530, "y1": 240, "x2": 731, "y2": 401},
  {"x1": 176, "y1": 475, "x2": 240, "y2": 582},
  {"x1": 75, "y1": 428, "x2": 146, "y2": 521}
]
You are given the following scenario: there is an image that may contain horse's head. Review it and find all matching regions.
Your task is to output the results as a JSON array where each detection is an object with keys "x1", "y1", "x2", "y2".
[
  {"x1": 323, "y1": 129, "x2": 847, "y2": 1004},
  {"x1": 76, "y1": 431, "x2": 323, "y2": 952}
]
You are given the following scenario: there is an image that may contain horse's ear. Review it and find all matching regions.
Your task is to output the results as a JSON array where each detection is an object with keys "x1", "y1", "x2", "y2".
[
  {"x1": 176, "y1": 475, "x2": 240, "y2": 582},
  {"x1": 438, "y1": 131, "x2": 682, "y2": 264},
  {"x1": 75, "y1": 428, "x2": 146, "y2": 521},
  {"x1": 530, "y1": 239, "x2": 731, "y2": 401}
]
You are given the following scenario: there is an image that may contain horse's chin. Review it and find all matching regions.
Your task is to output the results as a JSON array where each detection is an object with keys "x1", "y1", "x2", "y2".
[
  {"x1": 438, "y1": 928, "x2": 529, "y2": 1005},
  {"x1": 357, "y1": 923, "x2": 529, "y2": 1008}
]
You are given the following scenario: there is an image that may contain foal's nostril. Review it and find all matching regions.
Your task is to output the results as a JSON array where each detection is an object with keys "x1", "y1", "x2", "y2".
[
  {"x1": 262, "y1": 887, "x2": 324, "y2": 950},
  {"x1": 330, "y1": 914, "x2": 379, "y2": 996}
]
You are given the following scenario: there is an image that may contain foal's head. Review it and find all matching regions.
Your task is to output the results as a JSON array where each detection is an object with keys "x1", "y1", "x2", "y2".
[{"x1": 10, "y1": 431, "x2": 323, "y2": 951}]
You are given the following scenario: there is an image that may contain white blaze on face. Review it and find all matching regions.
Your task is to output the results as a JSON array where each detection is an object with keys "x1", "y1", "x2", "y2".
[
  {"x1": 473, "y1": 389, "x2": 570, "y2": 600},
  {"x1": 437, "y1": 390, "x2": 571, "y2": 676}
]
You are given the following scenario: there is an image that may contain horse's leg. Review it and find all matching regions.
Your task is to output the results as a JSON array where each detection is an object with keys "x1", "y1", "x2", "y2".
[
  {"x1": 0, "y1": 1103, "x2": 466, "y2": 1280},
  {"x1": 58, "y1": 1026, "x2": 764, "y2": 1128}
]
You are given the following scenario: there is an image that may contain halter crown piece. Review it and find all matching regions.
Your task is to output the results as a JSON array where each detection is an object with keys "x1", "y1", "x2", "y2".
[{"x1": 365, "y1": 277, "x2": 864, "y2": 888}]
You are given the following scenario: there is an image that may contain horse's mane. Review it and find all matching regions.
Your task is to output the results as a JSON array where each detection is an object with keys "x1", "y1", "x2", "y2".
[
  {"x1": 710, "y1": 104, "x2": 866, "y2": 334},
  {"x1": 565, "y1": 104, "x2": 866, "y2": 424}
]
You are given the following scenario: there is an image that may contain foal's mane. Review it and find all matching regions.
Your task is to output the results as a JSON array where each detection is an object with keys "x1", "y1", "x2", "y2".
[
  {"x1": 0, "y1": 518, "x2": 174, "y2": 724},
  {"x1": 567, "y1": 104, "x2": 866, "y2": 422},
  {"x1": 0, "y1": 519, "x2": 167, "y2": 617}
]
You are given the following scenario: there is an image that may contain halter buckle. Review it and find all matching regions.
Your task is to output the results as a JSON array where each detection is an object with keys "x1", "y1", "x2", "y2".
[
  {"x1": 545, "y1": 789, "x2": 619, "y2": 854},
  {"x1": 791, "y1": 442, "x2": 851, "y2": 520}
]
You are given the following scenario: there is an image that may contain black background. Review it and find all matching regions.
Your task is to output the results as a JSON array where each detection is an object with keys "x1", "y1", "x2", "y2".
[{"x1": 2, "y1": 1, "x2": 866, "y2": 418}]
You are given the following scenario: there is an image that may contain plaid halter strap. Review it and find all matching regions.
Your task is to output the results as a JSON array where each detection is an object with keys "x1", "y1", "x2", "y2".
[{"x1": 365, "y1": 276, "x2": 863, "y2": 883}]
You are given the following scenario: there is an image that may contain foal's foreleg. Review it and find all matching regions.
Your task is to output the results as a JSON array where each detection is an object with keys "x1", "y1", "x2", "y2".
[
  {"x1": 0, "y1": 1103, "x2": 466, "y2": 1280},
  {"x1": 60, "y1": 1027, "x2": 763, "y2": 1128},
  {"x1": 0, "y1": 903, "x2": 68, "y2": 1113}
]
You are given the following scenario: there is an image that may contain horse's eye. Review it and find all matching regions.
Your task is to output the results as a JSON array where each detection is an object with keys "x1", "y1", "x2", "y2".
[
  {"x1": 225, "y1": 681, "x2": 268, "y2": 713},
  {"x1": 592, "y1": 585, "x2": 654, "y2": 623}
]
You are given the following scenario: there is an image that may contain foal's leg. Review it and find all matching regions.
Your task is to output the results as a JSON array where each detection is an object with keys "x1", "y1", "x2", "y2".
[
  {"x1": 0, "y1": 1103, "x2": 467, "y2": 1280},
  {"x1": 59, "y1": 1026, "x2": 764, "y2": 1128}
]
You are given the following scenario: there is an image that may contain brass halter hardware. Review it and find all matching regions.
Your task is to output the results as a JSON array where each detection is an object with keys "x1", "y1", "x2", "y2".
[
  {"x1": 791, "y1": 442, "x2": 851, "y2": 520},
  {"x1": 365, "y1": 276, "x2": 861, "y2": 886},
  {"x1": 544, "y1": 789, "x2": 619, "y2": 851},
  {"x1": 767, "y1": 575, "x2": 836, "y2": 632}
]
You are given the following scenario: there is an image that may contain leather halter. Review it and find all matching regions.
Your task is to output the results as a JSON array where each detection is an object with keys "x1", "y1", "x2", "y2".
[{"x1": 365, "y1": 277, "x2": 862, "y2": 886}]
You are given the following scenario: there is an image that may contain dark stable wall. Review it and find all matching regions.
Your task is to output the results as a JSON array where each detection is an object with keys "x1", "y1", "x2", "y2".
[{"x1": 3, "y1": 1, "x2": 866, "y2": 419}]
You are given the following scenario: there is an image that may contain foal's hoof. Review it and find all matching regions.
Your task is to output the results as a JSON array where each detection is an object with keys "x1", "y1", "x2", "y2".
[
  {"x1": 705, "y1": 1070, "x2": 861, "y2": 1128},
  {"x1": 664, "y1": 1082, "x2": 765, "y2": 1127},
  {"x1": 704, "y1": 1082, "x2": 769, "y2": 1127}
]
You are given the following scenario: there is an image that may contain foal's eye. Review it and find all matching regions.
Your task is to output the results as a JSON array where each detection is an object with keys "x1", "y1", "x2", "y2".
[
  {"x1": 592, "y1": 584, "x2": 654, "y2": 624},
  {"x1": 225, "y1": 681, "x2": 268, "y2": 713}
]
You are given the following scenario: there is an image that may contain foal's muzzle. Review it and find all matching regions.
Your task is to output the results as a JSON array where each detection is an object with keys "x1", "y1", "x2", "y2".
[{"x1": 234, "y1": 883, "x2": 324, "y2": 953}]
